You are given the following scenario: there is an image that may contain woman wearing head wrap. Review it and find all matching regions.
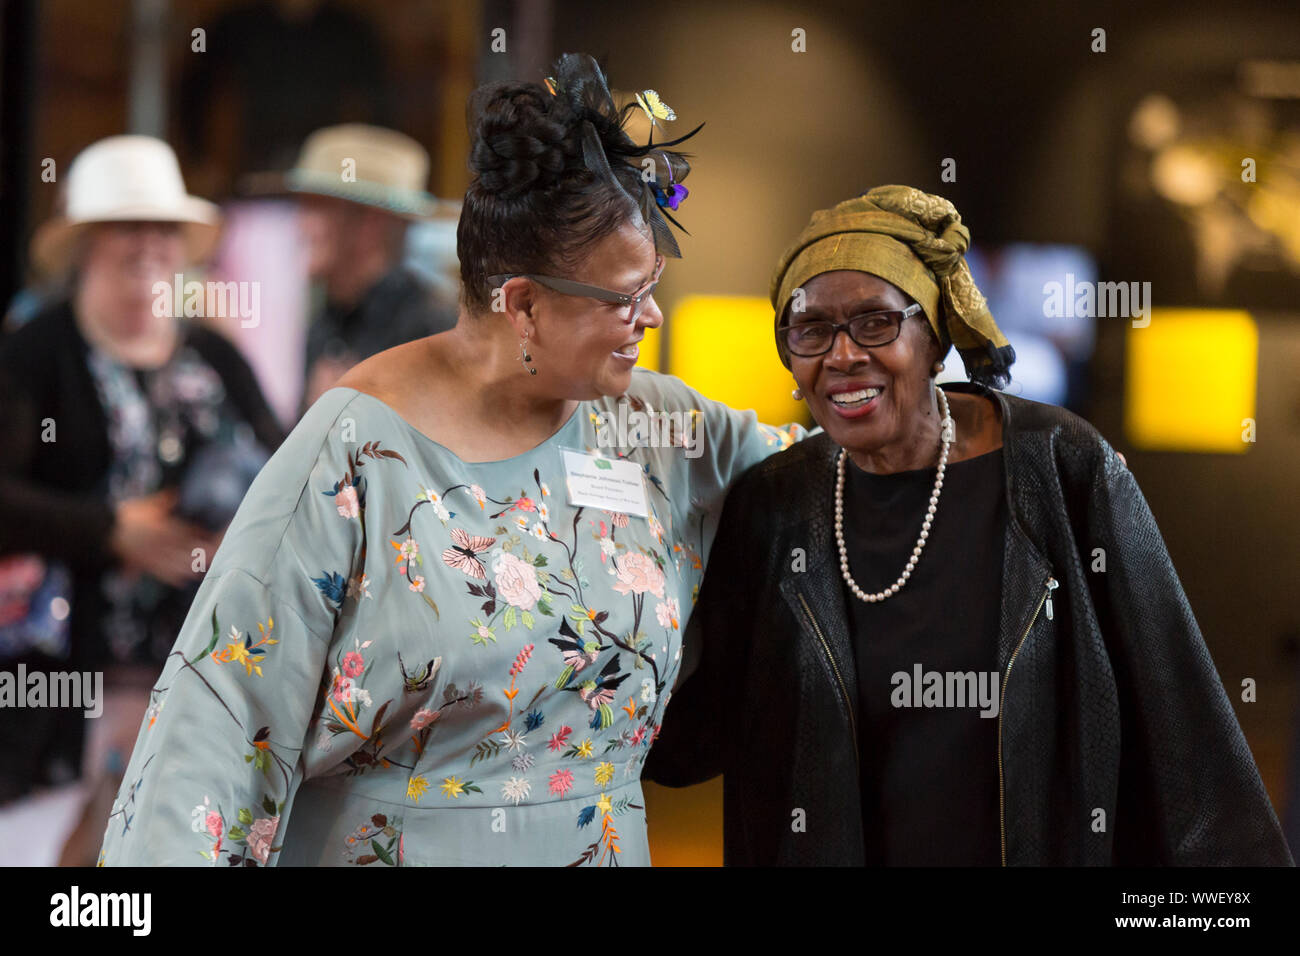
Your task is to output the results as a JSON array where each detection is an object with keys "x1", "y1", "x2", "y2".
[
  {"x1": 644, "y1": 186, "x2": 1293, "y2": 867},
  {"x1": 98, "y1": 54, "x2": 806, "y2": 867}
]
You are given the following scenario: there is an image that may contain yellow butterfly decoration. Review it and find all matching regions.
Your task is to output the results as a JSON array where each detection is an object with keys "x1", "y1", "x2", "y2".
[{"x1": 635, "y1": 89, "x2": 676, "y2": 126}]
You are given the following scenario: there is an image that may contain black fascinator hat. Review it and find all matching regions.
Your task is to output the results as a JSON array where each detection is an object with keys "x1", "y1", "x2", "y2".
[
  {"x1": 541, "y1": 53, "x2": 701, "y2": 257},
  {"x1": 458, "y1": 53, "x2": 703, "y2": 311}
]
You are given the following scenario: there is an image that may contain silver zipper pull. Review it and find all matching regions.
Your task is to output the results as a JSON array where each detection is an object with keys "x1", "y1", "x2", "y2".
[{"x1": 1045, "y1": 577, "x2": 1059, "y2": 621}]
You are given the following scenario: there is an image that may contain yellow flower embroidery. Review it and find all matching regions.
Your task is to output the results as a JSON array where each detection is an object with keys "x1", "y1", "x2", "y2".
[
  {"x1": 407, "y1": 774, "x2": 429, "y2": 802},
  {"x1": 575, "y1": 739, "x2": 594, "y2": 759},
  {"x1": 594, "y1": 761, "x2": 615, "y2": 786},
  {"x1": 595, "y1": 792, "x2": 612, "y2": 815},
  {"x1": 441, "y1": 776, "x2": 466, "y2": 798}
]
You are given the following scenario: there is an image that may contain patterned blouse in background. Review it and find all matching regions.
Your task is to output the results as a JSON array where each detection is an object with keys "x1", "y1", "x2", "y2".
[
  {"x1": 99, "y1": 370, "x2": 804, "y2": 866},
  {"x1": 87, "y1": 334, "x2": 276, "y2": 665}
]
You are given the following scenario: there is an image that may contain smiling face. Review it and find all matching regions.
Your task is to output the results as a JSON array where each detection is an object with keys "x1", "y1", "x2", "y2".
[
  {"x1": 526, "y1": 220, "x2": 664, "y2": 399},
  {"x1": 785, "y1": 270, "x2": 945, "y2": 470}
]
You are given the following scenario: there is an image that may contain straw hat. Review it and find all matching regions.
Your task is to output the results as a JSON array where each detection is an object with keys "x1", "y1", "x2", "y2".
[
  {"x1": 244, "y1": 123, "x2": 453, "y2": 220},
  {"x1": 30, "y1": 135, "x2": 221, "y2": 275}
]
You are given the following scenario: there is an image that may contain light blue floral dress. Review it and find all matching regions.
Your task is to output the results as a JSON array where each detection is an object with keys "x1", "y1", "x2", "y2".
[{"x1": 99, "y1": 369, "x2": 803, "y2": 866}]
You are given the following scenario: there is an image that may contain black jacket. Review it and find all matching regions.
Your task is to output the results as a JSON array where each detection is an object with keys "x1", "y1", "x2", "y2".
[{"x1": 643, "y1": 382, "x2": 1294, "y2": 866}]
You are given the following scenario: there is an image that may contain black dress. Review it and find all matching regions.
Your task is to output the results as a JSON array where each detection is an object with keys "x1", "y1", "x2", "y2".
[{"x1": 840, "y1": 447, "x2": 1007, "y2": 865}]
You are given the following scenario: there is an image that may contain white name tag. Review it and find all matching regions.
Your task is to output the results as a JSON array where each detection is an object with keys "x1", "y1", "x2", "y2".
[{"x1": 560, "y1": 448, "x2": 650, "y2": 518}]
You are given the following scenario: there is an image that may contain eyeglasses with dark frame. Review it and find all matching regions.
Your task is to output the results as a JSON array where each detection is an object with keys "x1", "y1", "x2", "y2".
[
  {"x1": 779, "y1": 303, "x2": 923, "y2": 357},
  {"x1": 489, "y1": 255, "x2": 666, "y2": 324}
]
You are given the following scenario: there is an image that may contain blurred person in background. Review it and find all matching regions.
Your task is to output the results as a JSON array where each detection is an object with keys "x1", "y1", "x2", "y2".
[
  {"x1": 0, "y1": 136, "x2": 283, "y2": 858},
  {"x1": 270, "y1": 124, "x2": 458, "y2": 414}
]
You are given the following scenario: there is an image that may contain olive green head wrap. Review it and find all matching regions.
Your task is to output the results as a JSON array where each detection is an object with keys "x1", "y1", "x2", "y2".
[{"x1": 769, "y1": 185, "x2": 1015, "y2": 388}]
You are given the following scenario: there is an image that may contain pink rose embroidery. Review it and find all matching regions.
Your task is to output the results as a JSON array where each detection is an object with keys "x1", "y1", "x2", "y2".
[
  {"x1": 492, "y1": 552, "x2": 542, "y2": 610},
  {"x1": 336, "y1": 484, "x2": 360, "y2": 519},
  {"x1": 246, "y1": 815, "x2": 280, "y2": 865},
  {"x1": 612, "y1": 552, "x2": 665, "y2": 598}
]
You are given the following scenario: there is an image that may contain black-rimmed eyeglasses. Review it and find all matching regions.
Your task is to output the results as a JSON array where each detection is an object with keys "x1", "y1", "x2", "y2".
[
  {"x1": 779, "y1": 303, "x2": 923, "y2": 357},
  {"x1": 489, "y1": 256, "x2": 665, "y2": 324}
]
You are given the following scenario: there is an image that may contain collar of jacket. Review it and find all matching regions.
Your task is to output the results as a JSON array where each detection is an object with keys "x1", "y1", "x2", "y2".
[{"x1": 775, "y1": 381, "x2": 1054, "y2": 767}]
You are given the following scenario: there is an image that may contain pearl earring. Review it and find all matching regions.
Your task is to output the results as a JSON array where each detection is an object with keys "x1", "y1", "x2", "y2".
[
  {"x1": 792, "y1": 385, "x2": 803, "y2": 400},
  {"x1": 520, "y1": 334, "x2": 537, "y2": 375},
  {"x1": 932, "y1": 361, "x2": 945, "y2": 375}
]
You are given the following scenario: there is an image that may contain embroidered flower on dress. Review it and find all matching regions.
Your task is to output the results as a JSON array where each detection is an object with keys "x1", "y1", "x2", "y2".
[
  {"x1": 342, "y1": 651, "x2": 365, "y2": 678},
  {"x1": 492, "y1": 552, "x2": 542, "y2": 610},
  {"x1": 500, "y1": 729, "x2": 528, "y2": 752},
  {"x1": 247, "y1": 815, "x2": 279, "y2": 865},
  {"x1": 594, "y1": 761, "x2": 615, "y2": 786},
  {"x1": 640, "y1": 678, "x2": 656, "y2": 704},
  {"x1": 409, "y1": 575, "x2": 426, "y2": 593},
  {"x1": 512, "y1": 753, "x2": 535, "y2": 771},
  {"x1": 655, "y1": 598, "x2": 679, "y2": 629},
  {"x1": 407, "y1": 775, "x2": 430, "y2": 802},
  {"x1": 502, "y1": 776, "x2": 531, "y2": 805},
  {"x1": 549, "y1": 725, "x2": 573, "y2": 752},
  {"x1": 410, "y1": 708, "x2": 438, "y2": 730},
  {"x1": 548, "y1": 768, "x2": 574, "y2": 796},
  {"x1": 611, "y1": 551, "x2": 666, "y2": 598},
  {"x1": 335, "y1": 484, "x2": 360, "y2": 519}
]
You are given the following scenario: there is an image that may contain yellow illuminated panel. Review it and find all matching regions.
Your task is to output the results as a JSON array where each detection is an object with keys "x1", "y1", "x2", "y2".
[
  {"x1": 665, "y1": 295, "x2": 805, "y2": 426},
  {"x1": 637, "y1": 323, "x2": 662, "y2": 372},
  {"x1": 1124, "y1": 309, "x2": 1257, "y2": 453}
]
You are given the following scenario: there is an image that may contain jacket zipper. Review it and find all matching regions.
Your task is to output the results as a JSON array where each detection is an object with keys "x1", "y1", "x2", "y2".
[
  {"x1": 796, "y1": 591, "x2": 859, "y2": 765},
  {"x1": 998, "y1": 575, "x2": 1057, "y2": 866}
]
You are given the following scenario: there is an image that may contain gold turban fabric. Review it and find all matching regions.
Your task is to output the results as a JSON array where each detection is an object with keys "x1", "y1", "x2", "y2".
[{"x1": 769, "y1": 185, "x2": 1015, "y2": 387}]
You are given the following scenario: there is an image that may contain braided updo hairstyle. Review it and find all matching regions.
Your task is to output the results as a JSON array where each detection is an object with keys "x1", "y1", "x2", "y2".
[{"x1": 457, "y1": 70, "x2": 654, "y2": 314}]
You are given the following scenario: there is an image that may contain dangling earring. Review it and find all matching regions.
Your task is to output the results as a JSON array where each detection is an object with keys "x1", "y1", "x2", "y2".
[
  {"x1": 792, "y1": 383, "x2": 803, "y2": 400},
  {"x1": 520, "y1": 333, "x2": 537, "y2": 376}
]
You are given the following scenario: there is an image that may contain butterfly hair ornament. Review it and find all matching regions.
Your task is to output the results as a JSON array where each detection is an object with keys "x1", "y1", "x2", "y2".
[{"x1": 542, "y1": 53, "x2": 702, "y2": 257}]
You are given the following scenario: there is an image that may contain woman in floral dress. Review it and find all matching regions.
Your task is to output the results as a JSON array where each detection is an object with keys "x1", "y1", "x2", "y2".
[{"x1": 99, "y1": 54, "x2": 803, "y2": 866}]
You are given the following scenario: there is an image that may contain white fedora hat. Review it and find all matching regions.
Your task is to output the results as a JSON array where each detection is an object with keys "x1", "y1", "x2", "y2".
[
  {"x1": 30, "y1": 135, "x2": 221, "y2": 275},
  {"x1": 243, "y1": 123, "x2": 454, "y2": 220}
]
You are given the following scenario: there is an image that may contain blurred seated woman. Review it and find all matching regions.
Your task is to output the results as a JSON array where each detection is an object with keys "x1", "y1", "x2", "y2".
[
  {"x1": 645, "y1": 186, "x2": 1293, "y2": 867},
  {"x1": 0, "y1": 136, "x2": 283, "y2": 818}
]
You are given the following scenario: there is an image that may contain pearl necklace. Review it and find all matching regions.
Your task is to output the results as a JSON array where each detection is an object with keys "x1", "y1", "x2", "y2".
[{"x1": 835, "y1": 386, "x2": 954, "y2": 603}]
